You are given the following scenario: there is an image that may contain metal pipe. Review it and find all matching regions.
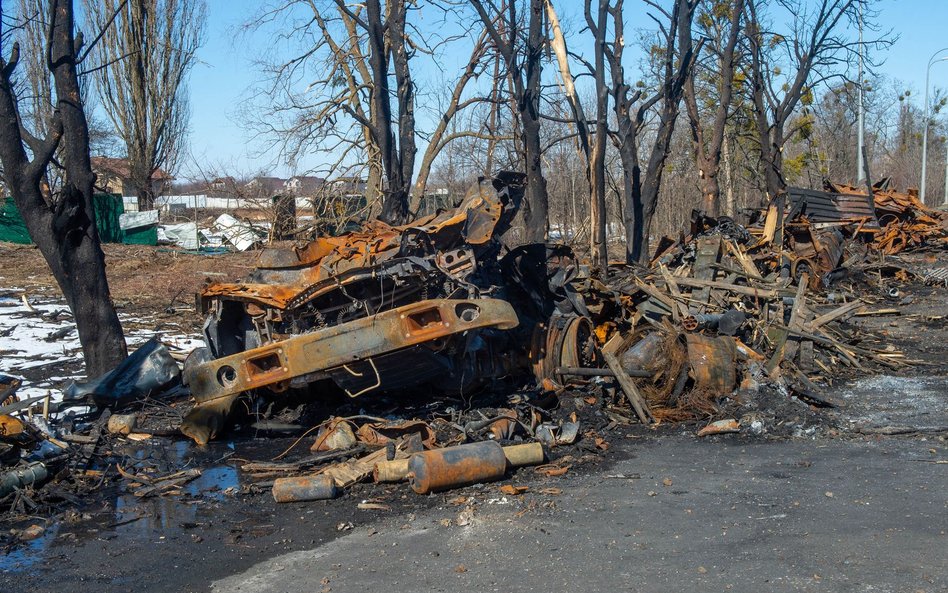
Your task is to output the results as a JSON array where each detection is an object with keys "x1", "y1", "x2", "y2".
[
  {"x1": 272, "y1": 474, "x2": 338, "y2": 502},
  {"x1": 407, "y1": 441, "x2": 507, "y2": 494},
  {"x1": 374, "y1": 443, "x2": 545, "y2": 484},
  {"x1": 554, "y1": 366, "x2": 652, "y2": 378},
  {"x1": 0, "y1": 463, "x2": 49, "y2": 498}
]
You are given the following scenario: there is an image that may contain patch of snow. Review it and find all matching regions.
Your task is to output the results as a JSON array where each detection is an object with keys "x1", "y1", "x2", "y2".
[{"x1": 1, "y1": 289, "x2": 203, "y2": 403}]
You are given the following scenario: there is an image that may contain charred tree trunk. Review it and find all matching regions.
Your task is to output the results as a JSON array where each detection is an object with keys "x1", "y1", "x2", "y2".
[
  {"x1": 637, "y1": 91, "x2": 689, "y2": 260},
  {"x1": 748, "y1": 23, "x2": 787, "y2": 201},
  {"x1": 520, "y1": 0, "x2": 547, "y2": 242},
  {"x1": 472, "y1": 0, "x2": 548, "y2": 243},
  {"x1": 683, "y1": 0, "x2": 743, "y2": 217},
  {"x1": 584, "y1": 0, "x2": 609, "y2": 268},
  {"x1": 606, "y1": 0, "x2": 700, "y2": 263},
  {"x1": 387, "y1": 0, "x2": 415, "y2": 223},
  {"x1": 0, "y1": 0, "x2": 127, "y2": 377},
  {"x1": 360, "y1": 0, "x2": 416, "y2": 225}
]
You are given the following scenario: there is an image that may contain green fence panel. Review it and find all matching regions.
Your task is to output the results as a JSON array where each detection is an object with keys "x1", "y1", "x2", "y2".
[{"x1": 0, "y1": 193, "x2": 137, "y2": 245}]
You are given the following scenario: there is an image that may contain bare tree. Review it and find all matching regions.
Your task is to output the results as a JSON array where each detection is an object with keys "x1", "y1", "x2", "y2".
[
  {"x1": 14, "y1": 0, "x2": 54, "y2": 138},
  {"x1": 585, "y1": 0, "x2": 609, "y2": 268},
  {"x1": 85, "y1": 0, "x2": 206, "y2": 210},
  {"x1": 246, "y1": 1, "x2": 488, "y2": 225},
  {"x1": 603, "y1": 0, "x2": 701, "y2": 263},
  {"x1": 411, "y1": 31, "x2": 492, "y2": 206},
  {"x1": 0, "y1": 0, "x2": 127, "y2": 376},
  {"x1": 471, "y1": 0, "x2": 549, "y2": 242},
  {"x1": 243, "y1": 3, "x2": 384, "y2": 205},
  {"x1": 684, "y1": 0, "x2": 743, "y2": 216},
  {"x1": 9, "y1": 0, "x2": 117, "y2": 191},
  {"x1": 544, "y1": 0, "x2": 608, "y2": 266},
  {"x1": 744, "y1": 0, "x2": 890, "y2": 200}
]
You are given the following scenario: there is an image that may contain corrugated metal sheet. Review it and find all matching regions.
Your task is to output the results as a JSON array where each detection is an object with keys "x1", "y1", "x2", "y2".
[{"x1": 788, "y1": 187, "x2": 880, "y2": 228}]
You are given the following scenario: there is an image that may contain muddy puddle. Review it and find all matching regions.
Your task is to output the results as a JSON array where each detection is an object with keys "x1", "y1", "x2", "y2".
[
  {"x1": 110, "y1": 440, "x2": 240, "y2": 535},
  {"x1": 0, "y1": 438, "x2": 244, "y2": 573}
]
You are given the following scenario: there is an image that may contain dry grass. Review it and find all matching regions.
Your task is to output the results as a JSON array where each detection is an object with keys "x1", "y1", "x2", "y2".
[{"x1": 0, "y1": 241, "x2": 258, "y2": 317}]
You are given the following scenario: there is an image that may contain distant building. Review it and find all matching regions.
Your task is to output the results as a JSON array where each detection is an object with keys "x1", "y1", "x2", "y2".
[
  {"x1": 244, "y1": 176, "x2": 287, "y2": 195},
  {"x1": 208, "y1": 176, "x2": 237, "y2": 192},
  {"x1": 91, "y1": 157, "x2": 173, "y2": 197},
  {"x1": 284, "y1": 176, "x2": 325, "y2": 196},
  {"x1": 326, "y1": 176, "x2": 367, "y2": 197}
]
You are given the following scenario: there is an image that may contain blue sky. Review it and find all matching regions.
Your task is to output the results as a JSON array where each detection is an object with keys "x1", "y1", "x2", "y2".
[{"x1": 182, "y1": 0, "x2": 948, "y2": 180}]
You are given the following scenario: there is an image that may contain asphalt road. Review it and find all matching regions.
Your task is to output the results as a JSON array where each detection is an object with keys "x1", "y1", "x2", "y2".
[{"x1": 209, "y1": 435, "x2": 947, "y2": 593}]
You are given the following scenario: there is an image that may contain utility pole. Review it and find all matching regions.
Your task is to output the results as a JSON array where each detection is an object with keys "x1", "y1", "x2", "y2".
[
  {"x1": 856, "y1": 1, "x2": 864, "y2": 183},
  {"x1": 943, "y1": 138, "x2": 948, "y2": 206},
  {"x1": 921, "y1": 50, "x2": 948, "y2": 204}
]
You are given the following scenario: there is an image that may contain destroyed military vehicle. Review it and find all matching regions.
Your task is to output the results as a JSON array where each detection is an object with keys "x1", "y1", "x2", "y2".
[{"x1": 181, "y1": 173, "x2": 598, "y2": 444}]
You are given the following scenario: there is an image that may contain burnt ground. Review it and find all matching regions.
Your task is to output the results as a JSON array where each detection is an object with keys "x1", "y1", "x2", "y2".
[{"x1": 0, "y1": 244, "x2": 946, "y2": 592}]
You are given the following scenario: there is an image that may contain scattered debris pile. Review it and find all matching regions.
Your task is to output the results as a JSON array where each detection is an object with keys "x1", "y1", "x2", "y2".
[
  {"x1": 1, "y1": 175, "x2": 946, "y2": 525},
  {"x1": 826, "y1": 179, "x2": 948, "y2": 254},
  {"x1": 618, "y1": 210, "x2": 910, "y2": 428}
]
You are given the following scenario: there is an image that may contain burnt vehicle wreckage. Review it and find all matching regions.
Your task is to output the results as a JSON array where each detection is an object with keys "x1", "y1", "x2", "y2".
[
  {"x1": 180, "y1": 172, "x2": 599, "y2": 444},
  {"x1": 2, "y1": 171, "x2": 946, "y2": 516}
]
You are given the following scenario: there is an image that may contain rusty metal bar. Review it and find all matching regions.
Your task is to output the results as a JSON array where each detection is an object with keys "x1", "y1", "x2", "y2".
[
  {"x1": 554, "y1": 366, "x2": 653, "y2": 378},
  {"x1": 184, "y1": 299, "x2": 519, "y2": 404}
]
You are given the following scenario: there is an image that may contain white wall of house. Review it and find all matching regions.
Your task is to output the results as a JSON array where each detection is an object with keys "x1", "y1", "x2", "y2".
[{"x1": 123, "y1": 194, "x2": 314, "y2": 212}]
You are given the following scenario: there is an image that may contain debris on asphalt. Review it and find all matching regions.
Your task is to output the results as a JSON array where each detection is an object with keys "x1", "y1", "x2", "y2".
[{"x1": 1, "y1": 175, "x2": 946, "y2": 530}]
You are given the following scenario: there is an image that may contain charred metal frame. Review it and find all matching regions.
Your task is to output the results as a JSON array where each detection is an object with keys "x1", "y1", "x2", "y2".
[{"x1": 184, "y1": 298, "x2": 519, "y2": 405}]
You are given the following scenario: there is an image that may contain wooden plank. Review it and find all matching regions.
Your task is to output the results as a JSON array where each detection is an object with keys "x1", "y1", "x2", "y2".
[
  {"x1": 658, "y1": 264, "x2": 690, "y2": 320},
  {"x1": 761, "y1": 202, "x2": 778, "y2": 244},
  {"x1": 602, "y1": 335, "x2": 654, "y2": 424},
  {"x1": 805, "y1": 300, "x2": 864, "y2": 331},
  {"x1": 853, "y1": 308, "x2": 899, "y2": 316},
  {"x1": 672, "y1": 277, "x2": 788, "y2": 299},
  {"x1": 782, "y1": 273, "x2": 810, "y2": 361},
  {"x1": 724, "y1": 240, "x2": 763, "y2": 280},
  {"x1": 692, "y1": 236, "x2": 722, "y2": 304}
]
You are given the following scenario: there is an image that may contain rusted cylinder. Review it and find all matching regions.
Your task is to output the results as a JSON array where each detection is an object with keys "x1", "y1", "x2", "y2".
[
  {"x1": 407, "y1": 441, "x2": 507, "y2": 494},
  {"x1": 681, "y1": 315, "x2": 699, "y2": 331},
  {"x1": 375, "y1": 443, "x2": 544, "y2": 484},
  {"x1": 373, "y1": 458, "x2": 411, "y2": 483},
  {"x1": 621, "y1": 333, "x2": 668, "y2": 373},
  {"x1": 272, "y1": 474, "x2": 338, "y2": 503},
  {"x1": 503, "y1": 442, "x2": 545, "y2": 467},
  {"x1": 0, "y1": 463, "x2": 48, "y2": 498}
]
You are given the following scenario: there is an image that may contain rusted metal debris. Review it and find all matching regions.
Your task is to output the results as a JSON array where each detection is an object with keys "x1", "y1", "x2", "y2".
[
  {"x1": 181, "y1": 173, "x2": 599, "y2": 444},
  {"x1": 407, "y1": 441, "x2": 508, "y2": 494},
  {"x1": 173, "y1": 174, "x2": 941, "y2": 451},
  {"x1": 827, "y1": 180, "x2": 948, "y2": 254},
  {"x1": 4, "y1": 174, "x2": 946, "y2": 516}
]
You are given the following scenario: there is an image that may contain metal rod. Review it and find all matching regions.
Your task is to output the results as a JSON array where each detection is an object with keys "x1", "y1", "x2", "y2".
[{"x1": 555, "y1": 366, "x2": 653, "y2": 378}]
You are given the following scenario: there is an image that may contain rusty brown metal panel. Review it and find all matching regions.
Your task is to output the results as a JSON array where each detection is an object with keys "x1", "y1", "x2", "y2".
[
  {"x1": 685, "y1": 333, "x2": 737, "y2": 394},
  {"x1": 789, "y1": 187, "x2": 879, "y2": 228},
  {"x1": 184, "y1": 298, "x2": 519, "y2": 405}
]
